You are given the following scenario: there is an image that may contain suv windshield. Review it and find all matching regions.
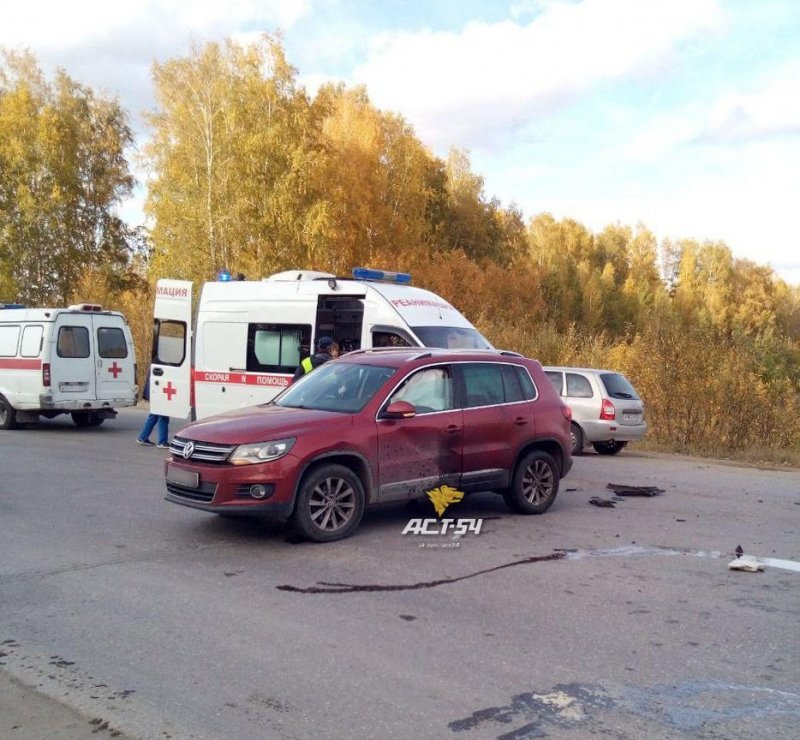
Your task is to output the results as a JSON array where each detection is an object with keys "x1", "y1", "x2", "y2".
[
  {"x1": 276, "y1": 362, "x2": 397, "y2": 413},
  {"x1": 600, "y1": 373, "x2": 640, "y2": 400},
  {"x1": 411, "y1": 326, "x2": 491, "y2": 349}
]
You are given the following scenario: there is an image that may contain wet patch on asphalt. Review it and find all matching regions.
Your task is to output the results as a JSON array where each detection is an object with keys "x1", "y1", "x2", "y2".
[{"x1": 448, "y1": 680, "x2": 800, "y2": 737}]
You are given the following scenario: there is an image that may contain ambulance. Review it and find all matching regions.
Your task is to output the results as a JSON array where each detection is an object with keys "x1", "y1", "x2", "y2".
[
  {"x1": 150, "y1": 268, "x2": 491, "y2": 420},
  {"x1": 0, "y1": 303, "x2": 137, "y2": 430}
]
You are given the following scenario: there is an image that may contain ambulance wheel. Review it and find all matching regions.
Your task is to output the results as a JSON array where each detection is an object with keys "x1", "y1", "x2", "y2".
[
  {"x1": 71, "y1": 411, "x2": 104, "y2": 427},
  {"x1": 0, "y1": 394, "x2": 19, "y2": 430},
  {"x1": 292, "y1": 464, "x2": 365, "y2": 542}
]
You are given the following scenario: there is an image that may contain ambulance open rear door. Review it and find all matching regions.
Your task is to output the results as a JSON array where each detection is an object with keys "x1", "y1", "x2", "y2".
[{"x1": 151, "y1": 280, "x2": 193, "y2": 420}]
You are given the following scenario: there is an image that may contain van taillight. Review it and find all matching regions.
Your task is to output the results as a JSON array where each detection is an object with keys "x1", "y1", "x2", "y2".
[
  {"x1": 43, "y1": 363, "x2": 51, "y2": 387},
  {"x1": 561, "y1": 404, "x2": 572, "y2": 421},
  {"x1": 600, "y1": 398, "x2": 615, "y2": 420}
]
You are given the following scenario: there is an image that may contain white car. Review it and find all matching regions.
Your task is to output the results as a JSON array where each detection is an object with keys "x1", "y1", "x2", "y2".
[{"x1": 543, "y1": 367, "x2": 647, "y2": 456}]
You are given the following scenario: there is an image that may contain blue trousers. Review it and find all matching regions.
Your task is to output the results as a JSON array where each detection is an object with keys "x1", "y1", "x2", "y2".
[{"x1": 138, "y1": 414, "x2": 169, "y2": 445}]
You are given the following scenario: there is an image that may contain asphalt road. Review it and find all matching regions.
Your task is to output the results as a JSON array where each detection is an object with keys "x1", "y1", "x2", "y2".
[{"x1": 1, "y1": 407, "x2": 799, "y2": 739}]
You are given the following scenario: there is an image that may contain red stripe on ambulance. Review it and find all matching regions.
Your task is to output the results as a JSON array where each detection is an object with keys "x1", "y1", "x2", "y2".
[{"x1": 0, "y1": 358, "x2": 42, "y2": 370}]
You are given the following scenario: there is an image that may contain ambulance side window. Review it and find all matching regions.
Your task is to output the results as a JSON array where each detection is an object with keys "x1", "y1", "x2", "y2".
[
  {"x1": 20, "y1": 326, "x2": 44, "y2": 357},
  {"x1": 0, "y1": 325, "x2": 20, "y2": 356},
  {"x1": 153, "y1": 320, "x2": 186, "y2": 366},
  {"x1": 247, "y1": 324, "x2": 311, "y2": 373},
  {"x1": 97, "y1": 327, "x2": 128, "y2": 358},
  {"x1": 57, "y1": 326, "x2": 90, "y2": 358}
]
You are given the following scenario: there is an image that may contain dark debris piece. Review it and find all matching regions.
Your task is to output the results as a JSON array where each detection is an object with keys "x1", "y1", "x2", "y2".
[
  {"x1": 606, "y1": 483, "x2": 665, "y2": 497},
  {"x1": 589, "y1": 497, "x2": 616, "y2": 508}
]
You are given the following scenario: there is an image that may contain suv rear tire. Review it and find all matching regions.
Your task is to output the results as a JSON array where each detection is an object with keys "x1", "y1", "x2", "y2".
[
  {"x1": 592, "y1": 441, "x2": 627, "y2": 455},
  {"x1": 0, "y1": 394, "x2": 18, "y2": 430},
  {"x1": 503, "y1": 450, "x2": 559, "y2": 515},
  {"x1": 292, "y1": 464, "x2": 365, "y2": 542}
]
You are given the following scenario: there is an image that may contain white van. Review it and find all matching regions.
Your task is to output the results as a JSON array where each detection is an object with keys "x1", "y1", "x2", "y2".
[
  {"x1": 150, "y1": 268, "x2": 491, "y2": 420},
  {"x1": 0, "y1": 303, "x2": 137, "y2": 430}
]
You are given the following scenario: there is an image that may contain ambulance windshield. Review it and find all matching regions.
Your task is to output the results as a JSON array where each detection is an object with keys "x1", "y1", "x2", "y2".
[{"x1": 411, "y1": 326, "x2": 491, "y2": 350}]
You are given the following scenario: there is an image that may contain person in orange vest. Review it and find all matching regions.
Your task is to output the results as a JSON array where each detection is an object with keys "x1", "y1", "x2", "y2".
[{"x1": 292, "y1": 336, "x2": 339, "y2": 383}]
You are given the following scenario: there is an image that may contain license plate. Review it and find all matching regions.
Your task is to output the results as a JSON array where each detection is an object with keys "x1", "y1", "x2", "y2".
[
  {"x1": 167, "y1": 464, "x2": 199, "y2": 489},
  {"x1": 59, "y1": 383, "x2": 88, "y2": 393}
]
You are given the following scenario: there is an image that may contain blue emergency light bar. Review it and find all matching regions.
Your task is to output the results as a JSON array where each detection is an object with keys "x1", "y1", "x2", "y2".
[
  {"x1": 218, "y1": 269, "x2": 232, "y2": 282},
  {"x1": 352, "y1": 267, "x2": 412, "y2": 284},
  {"x1": 0, "y1": 303, "x2": 26, "y2": 309}
]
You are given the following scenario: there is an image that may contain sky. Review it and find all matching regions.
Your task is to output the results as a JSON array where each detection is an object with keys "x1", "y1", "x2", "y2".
[{"x1": 3, "y1": 0, "x2": 800, "y2": 284}]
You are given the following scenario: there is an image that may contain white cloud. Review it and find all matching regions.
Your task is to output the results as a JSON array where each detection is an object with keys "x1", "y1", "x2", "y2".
[
  {"x1": 621, "y1": 60, "x2": 800, "y2": 164},
  {"x1": 1, "y1": 1, "x2": 310, "y2": 50},
  {"x1": 700, "y1": 63, "x2": 800, "y2": 144},
  {"x1": 351, "y1": 0, "x2": 723, "y2": 151}
]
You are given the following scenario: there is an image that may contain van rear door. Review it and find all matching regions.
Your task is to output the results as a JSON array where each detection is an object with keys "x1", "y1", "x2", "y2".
[
  {"x1": 50, "y1": 313, "x2": 96, "y2": 402},
  {"x1": 151, "y1": 280, "x2": 193, "y2": 419},
  {"x1": 94, "y1": 315, "x2": 135, "y2": 400}
]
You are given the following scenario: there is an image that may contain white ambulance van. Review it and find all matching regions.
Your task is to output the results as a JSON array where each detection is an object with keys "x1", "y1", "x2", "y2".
[
  {"x1": 0, "y1": 303, "x2": 137, "y2": 430},
  {"x1": 150, "y1": 268, "x2": 491, "y2": 420}
]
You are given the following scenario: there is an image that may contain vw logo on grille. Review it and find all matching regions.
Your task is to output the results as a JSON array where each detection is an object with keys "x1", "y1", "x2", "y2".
[{"x1": 182, "y1": 441, "x2": 195, "y2": 460}]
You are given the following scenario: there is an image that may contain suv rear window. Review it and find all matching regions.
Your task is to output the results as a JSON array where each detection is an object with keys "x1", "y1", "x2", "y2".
[
  {"x1": 502, "y1": 365, "x2": 536, "y2": 402},
  {"x1": 600, "y1": 373, "x2": 640, "y2": 400}
]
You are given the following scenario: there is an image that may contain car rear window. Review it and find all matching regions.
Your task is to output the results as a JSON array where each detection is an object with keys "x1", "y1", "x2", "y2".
[
  {"x1": 566, "y1": 373, "x2": 593, "y2": 398},
  {"x1": 544, "y1": 370, "x2": 562, "y2": 394},
  {"x1": 600, "y1": 373, "x2": 640, "y2": 400}
]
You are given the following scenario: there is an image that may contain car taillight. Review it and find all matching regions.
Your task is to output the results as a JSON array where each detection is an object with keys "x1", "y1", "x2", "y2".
[
  {"x1": 600, "y1": 398, "x2": 615, "y2": 420},
  {"x1": 561, "y1": 404, "x2": 572, "y2": 421},
  {"x1": 42, "y1": 363, "x2": 51, "y2": 387}
]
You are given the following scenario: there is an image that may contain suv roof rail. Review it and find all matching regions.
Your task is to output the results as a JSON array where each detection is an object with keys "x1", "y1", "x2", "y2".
[
  {"x1": 498, "y1": 350, "x2": 524, "y2": 357},
  {"x1": 346, "y1": 346, "x2": 424, "y2": 355}
]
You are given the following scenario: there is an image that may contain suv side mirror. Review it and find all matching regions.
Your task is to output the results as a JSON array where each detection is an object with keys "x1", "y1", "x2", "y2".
[{"x1": 381, "y1": 400, "x2": 416, "y2": 419}]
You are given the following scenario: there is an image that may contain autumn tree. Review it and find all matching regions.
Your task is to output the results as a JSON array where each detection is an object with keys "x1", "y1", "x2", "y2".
[
  {"x1": 144, "y1": 35, "x2": 327, "y2": 282},
  {"x1": 309, "y1": 84, "x2": 449, "y2": 272},
  {"x1": 0, "y1": 49, "x2": 134, "y2": 304}
]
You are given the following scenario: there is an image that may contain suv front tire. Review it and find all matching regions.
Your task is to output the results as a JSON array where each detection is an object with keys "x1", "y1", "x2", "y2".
[
  {"x1": 503, "y1": 450, "x2": 559, "y2": 515},
  {"x1": 292, "y1": 464, "x2": 366, "y2": 542}
]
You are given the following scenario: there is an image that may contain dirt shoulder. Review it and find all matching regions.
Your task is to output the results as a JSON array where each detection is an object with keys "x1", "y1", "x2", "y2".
[{"x1": 0, "y1": 671, "x2": 136, "y2": 740}]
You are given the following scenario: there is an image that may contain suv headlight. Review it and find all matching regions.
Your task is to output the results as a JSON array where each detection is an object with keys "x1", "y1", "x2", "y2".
[{"x1": 230, "y1": 437, "x2": 296, "y2": 465}]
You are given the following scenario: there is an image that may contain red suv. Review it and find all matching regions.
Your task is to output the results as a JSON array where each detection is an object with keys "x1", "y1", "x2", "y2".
[{"x1": 164, "y1": 349, "x2": 573, "y2": 541}]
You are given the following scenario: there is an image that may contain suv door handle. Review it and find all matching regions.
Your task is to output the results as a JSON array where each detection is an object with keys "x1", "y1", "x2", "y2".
[
  {"x1": 445, "y1": 425, "x2": 462, "y2": 434},
  {"x1": 514, "y1": 417, "x2": 528, "y2": 426},
  {"x1": 152, "y1": 367, "x2": 164, "y2": 376}
]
